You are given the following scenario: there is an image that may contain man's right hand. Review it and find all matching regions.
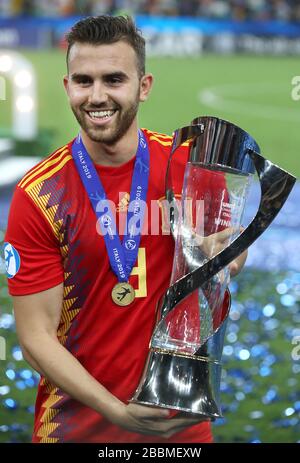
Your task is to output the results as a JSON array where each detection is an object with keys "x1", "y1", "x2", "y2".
[{"x1": 111, "y1": 402, "x2": 208, "y2": 439}]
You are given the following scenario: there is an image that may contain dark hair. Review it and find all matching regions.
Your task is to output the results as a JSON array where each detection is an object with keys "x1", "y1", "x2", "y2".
[{"x1": 65, "y1": 15, "x2": 145, "y2": 77}]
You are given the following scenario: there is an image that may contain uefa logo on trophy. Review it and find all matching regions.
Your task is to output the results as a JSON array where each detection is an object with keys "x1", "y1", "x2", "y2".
[{"x1": 132, "y1": 116, "x2": 296, "y2": 418}]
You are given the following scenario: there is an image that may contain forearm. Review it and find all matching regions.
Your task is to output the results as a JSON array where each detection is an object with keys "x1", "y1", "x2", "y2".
[
  {"x1": 20, "y1": 332, "x2": 123, "y2": 421},
  {"x1": 21, "y1": 344, "x2": 45, "y2": 376}
]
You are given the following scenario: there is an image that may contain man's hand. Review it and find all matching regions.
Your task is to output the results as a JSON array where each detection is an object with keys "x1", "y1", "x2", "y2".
[
  {"x1": 110, "y1": 402, "x2": 208, "y2": 439},
  {"x1": 228, "y1": 250, "x2": 247, "y2": 276},
  {"x1": 192, "y1": 227, "x2": 247, "y2": 277}
]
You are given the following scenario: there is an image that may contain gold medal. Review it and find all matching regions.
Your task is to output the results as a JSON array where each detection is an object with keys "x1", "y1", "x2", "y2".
[{"x1": 112, "y1": 282, "x2": 135, "y2": 306}]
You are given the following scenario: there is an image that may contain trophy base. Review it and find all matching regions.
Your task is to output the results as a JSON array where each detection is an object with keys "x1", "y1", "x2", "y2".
[{"x1": 131, "y1": 348, "x2": 222, "y2": 419}]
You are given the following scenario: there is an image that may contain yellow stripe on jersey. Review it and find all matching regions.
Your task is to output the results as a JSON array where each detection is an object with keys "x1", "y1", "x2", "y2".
[
  {"x1": 26, "y1": 185, "x2": 59, "y2": 239},
  {"x1": 149, "y1": 135, "x2": 172, "y2": 146},
  {"x1": 148, "y1": 136, "x2": 190, "y2": 147},
  {"x1": 25, "y1": 155, "x2": 73, "y2": 192},
  {"x1": 18, "y1": 145, "x2": 68, "y2": 188},
  {"x1": 144, "y1": 129, "x2": 172, "y2": 140},
  {"x1": 146, "y1": 130, "x2": 191, "y2": 148},
  {"x1": 20, "y1": 149, "x2": 70, "y2": 189}
]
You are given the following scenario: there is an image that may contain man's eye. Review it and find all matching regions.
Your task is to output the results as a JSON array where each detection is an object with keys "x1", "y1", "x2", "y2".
[
  {"x1": 80, "y1": 78, "x2": 92, "y2": 85},
  {"x1": 107, "y1": 76, "x2": 124, "y2": 85},
  {"x1": 74, "y1": 77, "x2": 92, "y2": 85}
]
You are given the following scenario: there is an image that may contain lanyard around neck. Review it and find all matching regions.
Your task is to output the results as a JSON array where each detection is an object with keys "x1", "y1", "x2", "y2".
[{"x1": 72, "y1": 130, "x2": 150, "y2": 282}]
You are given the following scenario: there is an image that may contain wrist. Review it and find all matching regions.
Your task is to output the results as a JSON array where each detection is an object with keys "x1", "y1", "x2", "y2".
[{"x1": 93, "y1": 388, "x2": 125, "y2": 423}]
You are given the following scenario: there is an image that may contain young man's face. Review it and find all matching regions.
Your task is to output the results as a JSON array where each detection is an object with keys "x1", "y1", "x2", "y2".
[{"x1": 64, "y1": 41, "x2": 152, "y2": 145}]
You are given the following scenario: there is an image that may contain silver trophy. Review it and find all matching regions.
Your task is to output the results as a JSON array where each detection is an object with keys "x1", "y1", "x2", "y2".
[{"x1": 132, "y1": 116, "x2": 296, "y2": 418}]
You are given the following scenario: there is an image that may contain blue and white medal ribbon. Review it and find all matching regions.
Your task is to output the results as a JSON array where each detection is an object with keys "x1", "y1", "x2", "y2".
[{"x1": 72, "y1": 130, "x2": 150, "y2": 306}]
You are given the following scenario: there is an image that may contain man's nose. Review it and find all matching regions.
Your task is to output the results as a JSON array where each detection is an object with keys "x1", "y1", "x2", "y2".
[{"x1": 89, "y1": 81, "x2": 108, "y2": 106}]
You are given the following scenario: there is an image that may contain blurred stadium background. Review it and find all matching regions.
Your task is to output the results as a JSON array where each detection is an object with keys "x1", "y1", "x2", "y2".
[{"x1": 0, "y1": 0, "x2": 300, "y2": 444}]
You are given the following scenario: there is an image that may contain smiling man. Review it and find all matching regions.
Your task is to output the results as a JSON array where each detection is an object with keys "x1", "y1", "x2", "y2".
[
  {"x1": 4, "y1": 16, "x2": 246, "y2": 443},
  {"x1": 64, "y1": 36, "x2": 150, "y2": 164}
]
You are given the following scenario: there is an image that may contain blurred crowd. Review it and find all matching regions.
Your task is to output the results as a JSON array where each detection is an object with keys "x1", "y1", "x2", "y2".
[{"x1": 1, "y1": 0, "x2": 300, "y2": 21}]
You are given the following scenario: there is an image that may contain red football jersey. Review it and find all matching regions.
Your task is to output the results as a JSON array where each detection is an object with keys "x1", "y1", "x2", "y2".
[{"x1": 4, "y1": 129, "x2": 223, "y2": 443}]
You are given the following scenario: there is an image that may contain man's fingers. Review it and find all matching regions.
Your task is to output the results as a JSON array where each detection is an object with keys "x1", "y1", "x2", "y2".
[
  {"x1": 161, "y1": 416, "x2": 206, "y2": 437},
  {"x1": 229, "y1": 261, "x2": 238, "y2": 276},
  {"x1": 229, "y1": 249, "x2": 248, "y2": 276},
  {"x1": 212, "y1": 227, "x2": 236, "y2": 241},
  {"x1": 171, "y1": 411, "x2": 210, "y2": 420},
  {"x1": 124, "y1": 403, "x2": 210, "y2": 438}
]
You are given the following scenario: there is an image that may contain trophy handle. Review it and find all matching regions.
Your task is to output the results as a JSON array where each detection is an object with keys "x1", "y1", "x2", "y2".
[
  {"x1": 166, "y1": 123, "x2": 204, "y2": 236},
  {"x1": 161, "y1": 147, "x2": 296, "y2": 318}
]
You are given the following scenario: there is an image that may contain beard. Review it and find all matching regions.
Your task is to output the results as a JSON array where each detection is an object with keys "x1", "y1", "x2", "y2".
[{"x1": 71, "y1": 93, "x2": 140, "y2": 146}]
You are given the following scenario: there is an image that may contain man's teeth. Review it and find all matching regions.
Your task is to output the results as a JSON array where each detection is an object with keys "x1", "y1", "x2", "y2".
[{"x1": 88, "y1": 110, "x2": 116, "y2": 119}]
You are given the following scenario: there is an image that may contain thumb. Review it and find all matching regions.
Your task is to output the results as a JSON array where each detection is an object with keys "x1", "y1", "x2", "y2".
[{"x1": 229, "y1": 261, "x2": 238, "y2": 276}]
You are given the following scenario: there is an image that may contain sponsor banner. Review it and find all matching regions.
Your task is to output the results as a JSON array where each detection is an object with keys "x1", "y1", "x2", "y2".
[
  {"x1": 0, "y1": 25, "x2": 52, "y2": 48},
  {"x1": 1, "y1": 16, "x2": 300, "y2": 53},
  {"x1": 137, "y1": 16, "x2": 300, "y2": 56}
]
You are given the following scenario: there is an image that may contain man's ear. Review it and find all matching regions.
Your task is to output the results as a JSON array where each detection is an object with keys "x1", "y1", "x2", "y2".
[
  {"x1": 139, "y1": 73, "x2": 153, "y2": 102},
  {"x1": 63, "y1": 75, "x2": 69, "y2": 94}
]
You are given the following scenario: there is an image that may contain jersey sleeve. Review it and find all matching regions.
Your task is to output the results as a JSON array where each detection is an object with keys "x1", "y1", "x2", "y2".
[{"x1": 3, "y1": 186, "x2": 64, "y2": 296}]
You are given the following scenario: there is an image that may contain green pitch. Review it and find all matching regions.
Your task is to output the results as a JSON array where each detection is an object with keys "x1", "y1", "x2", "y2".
[{"x1": 0, "y1": 50, "x2": 299, "y2": 177}]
